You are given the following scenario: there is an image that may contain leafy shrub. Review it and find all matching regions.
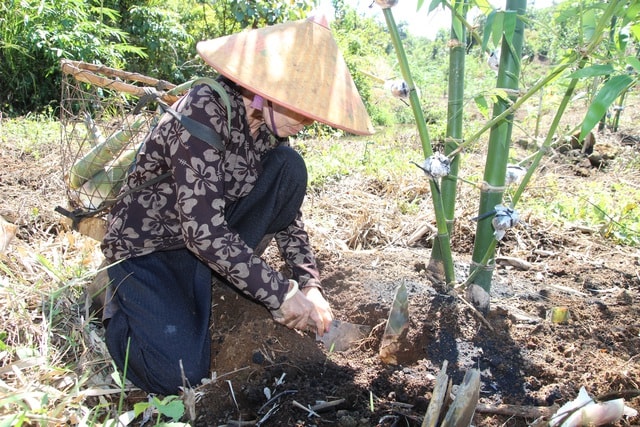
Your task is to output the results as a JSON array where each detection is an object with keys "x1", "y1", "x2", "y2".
[
  {"x1": 0, "y1": 0, "x2": 144, "y2": 115},
  {"x1": 123, "y1": 5, "x2": 194, "y2": 83}
]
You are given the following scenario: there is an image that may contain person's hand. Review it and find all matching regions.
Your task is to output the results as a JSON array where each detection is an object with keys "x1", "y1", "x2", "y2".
[
  {"x1": 302, "y1": 286, "x2": 333, "y2": 336},
  {"x1": 271, "y1": 281, "x2": 333, "y2": 336}
]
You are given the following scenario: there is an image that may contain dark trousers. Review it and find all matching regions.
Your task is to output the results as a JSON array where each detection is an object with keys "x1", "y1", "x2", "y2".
[{"x1": 105, "y1": 146, "x2": 307, "y2": 394}]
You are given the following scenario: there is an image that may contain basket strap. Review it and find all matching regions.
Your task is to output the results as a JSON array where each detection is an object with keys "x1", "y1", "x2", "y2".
[
  {"x1": 157, "y1": 101, "x2": 225, "y2": 152},
  {"x1": 107, "y1": 81, "x2": 232, "y2": 204},
  {"x1": 114, "y1": 170, "x2": 173, "y2": 202},
  {"x1": 191, "y1": 77, "x2": 233, "y2": 135},
  {"x1": 135, "y1": 86, "x2": 226, "y2": 152}
]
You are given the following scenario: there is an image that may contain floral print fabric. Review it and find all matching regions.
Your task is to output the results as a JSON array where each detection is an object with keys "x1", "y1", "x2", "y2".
[{"x1": 101, "y1": 78, "x2": 321, "y2": 310}]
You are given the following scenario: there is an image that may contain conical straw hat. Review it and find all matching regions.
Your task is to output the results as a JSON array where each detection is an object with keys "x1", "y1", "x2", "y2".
[{"x1": 196, "y1": 16, "x2": 374, "y2": 135}]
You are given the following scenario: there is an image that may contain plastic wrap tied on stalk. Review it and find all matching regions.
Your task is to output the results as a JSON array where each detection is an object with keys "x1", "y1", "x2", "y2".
[
  {"x1": 385, "y1": 79, "x2": 409, "y2": 98},
  {"x1": 373, "y1": 0, "x2": 399, "y2": 9},
  {"x1": 487, "y1": 49, "x2": 501, "y2": 72},
  {"x1": 492, "y1": 205, "x2": 519, "y2": 241},
  {"x1": 505, "y1": 164, "x2": 527, "y2": 185},
  {"x1": 421, "y1": 153, "x2": 451, "y2": 180}
]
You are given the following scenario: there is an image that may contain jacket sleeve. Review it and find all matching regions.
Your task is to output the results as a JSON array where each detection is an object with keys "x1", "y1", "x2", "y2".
[
  {"x1": 168, "y1": 84, "x2": 289, "y2": 310},
  {"x1": 275, "y1": 212, "x2": 323, "y2": 291}
]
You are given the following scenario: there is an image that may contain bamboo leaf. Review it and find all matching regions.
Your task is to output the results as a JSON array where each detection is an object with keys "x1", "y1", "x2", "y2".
[
  {"x1": 581, "y1": 9, "x2": 596, "y2": 42},
  {"x1": 482, "y1": 10, "x2": 496, "y2": 52},
  {"x1": 580, "y1": 74, "x2": 633, "y2": 140},
  {"x1": 616, "y1": 27, "x2": 630, "y2": 52},
  {"x1": 474, "y1": 95, "x2": 490, "y2": 119},
  {"x1": 568, "y1": 64, "x2": 615, "y2": 79},
  {"x1": 492, "y1": 12, "x2": 504, "y2": 48},
  {"x1": 427, "y1": 0, "x2": 443, "y2": 12},
  {"x1": 452, "y1": 16, "x2": 464, "y2": 41},
  {"x1": 627, "y1": 56, "x2": 640, "y2": 73},
  {"x1": 631, "y1": 22, "x2": 640, "y2": 40},
  {"x1": 502, "y1": 10, "x2": 517, "y2": 43},
  {"x1": 474, "y1": 0, "x2": 494, "y2": 14},
  {"x1": 626, "y1": 2, "x2": 640, "y2": 20}
]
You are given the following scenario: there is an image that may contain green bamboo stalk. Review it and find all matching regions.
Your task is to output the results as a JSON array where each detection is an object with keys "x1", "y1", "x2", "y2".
[
  {"x1": 429, "y1": 0, "x2": 469, "y2": 278},
  {"x1": 382, "y1": 7, "x2": 456, "y2": 285},
  {"x1": 598, "y1": 16, "x2": 618, "y2": 132},
  {"x1": 611, "y1": 89, "x2": 627, "y2": 132},
  {"x1": 462, "y1": 58, "x2": 588, "y2": 288},
  {"x1": 466, "y1": 0, "x2": 626, "y2": 291},
  {"x1": 469, "y1": 0, "x2": 527, "y2": 292}
]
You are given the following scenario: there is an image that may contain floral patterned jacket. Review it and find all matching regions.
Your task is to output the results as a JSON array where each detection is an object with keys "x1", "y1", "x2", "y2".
[{"x1": 101, "y1": 78, "x2": 321, "y2": 310}]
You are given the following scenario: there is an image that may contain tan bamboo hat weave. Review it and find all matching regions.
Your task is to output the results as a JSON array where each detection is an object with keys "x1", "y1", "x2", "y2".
[{"x1": 196, "y1": 15, "x2": 374, "y2": 135}]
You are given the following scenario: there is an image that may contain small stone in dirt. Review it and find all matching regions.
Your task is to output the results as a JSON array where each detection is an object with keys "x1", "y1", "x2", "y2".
[
  {"x1": 616, "y1": 289, "x2": 633, "y2": 305},
  {"x1": 252, "y1": 350, "x2": 265, "y2": 364},
  {"x1": 337, "y1": 414, "x2": 358, "y2": 427}
]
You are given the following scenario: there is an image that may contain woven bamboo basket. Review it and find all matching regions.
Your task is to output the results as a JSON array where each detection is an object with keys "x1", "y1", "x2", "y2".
[{"x1": 59, "y1": 59, "x2": 189, "y2": 240}]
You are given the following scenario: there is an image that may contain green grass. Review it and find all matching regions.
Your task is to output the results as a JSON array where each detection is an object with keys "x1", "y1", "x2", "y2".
[
  {"x1": 525, "y1": 177, "x2": 640, "y2": 246},
  {"x1": 299, "y1": 126, "x2": 425, "y2": 190},
  {"x1": 0, "y1": 111, "x2": 61, "y2": 156}
]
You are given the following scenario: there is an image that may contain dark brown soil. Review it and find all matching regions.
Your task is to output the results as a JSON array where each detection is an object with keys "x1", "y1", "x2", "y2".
[{"x1": 195, "y1": 235, "x2": 639, "y2": 427}]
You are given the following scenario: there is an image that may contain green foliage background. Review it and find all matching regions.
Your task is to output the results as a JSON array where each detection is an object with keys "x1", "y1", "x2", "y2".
[
  {"x1": 0, "y1": 0, "x2": 317, "y2": 115},
  {"x1": 0, "y1": 0, "x2": 637, "y2": 126}
]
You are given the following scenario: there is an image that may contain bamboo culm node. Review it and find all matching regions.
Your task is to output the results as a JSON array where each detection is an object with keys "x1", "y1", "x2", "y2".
[{"x1": 480, "y1": 181, "x2": 506, "y2": 193}]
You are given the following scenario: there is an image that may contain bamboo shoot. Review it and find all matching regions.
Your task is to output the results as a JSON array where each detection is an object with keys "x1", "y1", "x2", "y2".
[
  {"x1": 82, "y1": 112, "x2": 105, "y2": 147},
  {"x1": 69, "y1": 115, "x2": 145, "y2": 189},
  {"x1": 76, "y1": 147, "x2": 138, "y2": 210}
]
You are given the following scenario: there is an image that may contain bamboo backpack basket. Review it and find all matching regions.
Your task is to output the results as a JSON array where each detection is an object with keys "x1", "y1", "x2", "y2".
[{"x1": 58, "y1": 59, "x2": 229, "y2": 241}]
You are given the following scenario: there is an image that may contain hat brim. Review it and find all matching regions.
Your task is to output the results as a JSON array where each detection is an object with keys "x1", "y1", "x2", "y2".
[{"x1": 197, "y1": 18, "x2": 374, "y2": 135}]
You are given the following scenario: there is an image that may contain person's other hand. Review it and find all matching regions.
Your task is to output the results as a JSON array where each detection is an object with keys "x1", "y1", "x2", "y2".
[{"x1": 302, "y1": 286, "x2": 333, "y2": 336}]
